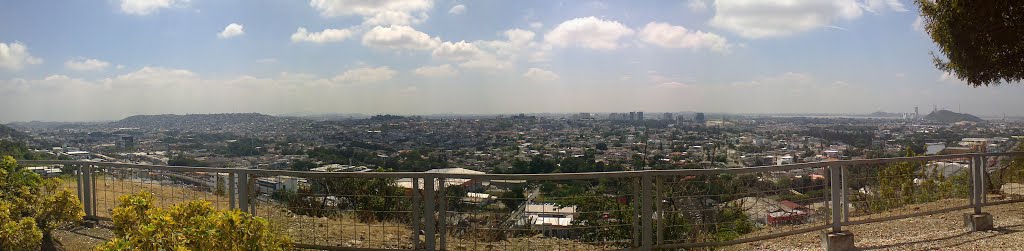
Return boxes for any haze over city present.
[2,0,1023,122]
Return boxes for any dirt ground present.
[727,198,1024,250]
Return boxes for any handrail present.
[18,151,1024,250]
[20,152,1020,180]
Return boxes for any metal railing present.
[22,151,1024,250]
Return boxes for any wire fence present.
[21,151,1024,250]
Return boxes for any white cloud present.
[639,22,731,52]
[432,41,483,61]
[217,23,245,39]
[413,64,458,77]
[309,0,433,26]
[458,55,512,71]
[362,25,440,50]
[291,27,354,43]
[0,42,42,71]
[862,0,907,13]
[448,4,466,15]
[912,15,925,32]
[65,58,111,71]
[119,0,186,15]
[544,16,634,50]
[710,0,905,39]
[505,29,536,46]
[332,66,396,83]
[656,81,693,89]
[529,22,543,30]
[687,0,708,12]
[452,28,543,70]
[523,68,559,81]
[363,11,429,26]
[938,71,961,83]
[106,66,197,87]
[730,72,815,88]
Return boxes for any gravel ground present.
[56,179,1024,250]
[726,198,1024,250]
[51,221,116,251]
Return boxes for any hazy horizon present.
[3,0,1024,122]
[4,109,1014,124]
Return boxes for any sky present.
[1,0,1023,122]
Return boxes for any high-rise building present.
[915,106,919,120]
[662,112,673,121]
[637,111,644,121]
[118,135,135,149]
[629,112,636,121]
[695,112,706,124]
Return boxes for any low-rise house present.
[25,165,62,178]
[521,203,577,237]
[256,176,300,194]
[766,200,810,225]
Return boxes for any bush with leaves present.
[272,172,410,223]
[97,191,291,251]
[0,156,84,250]
[861,149,971,213]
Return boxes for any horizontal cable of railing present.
[20,152,1017,180]
[16,151,1024,250]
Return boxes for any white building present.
[256,176,300,194]
[394,168,485,190]
[521,203,577,237]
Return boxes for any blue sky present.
[1,0,1022,122]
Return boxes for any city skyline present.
[2,0,1024,122]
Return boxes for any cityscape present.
[2,0,1024,250]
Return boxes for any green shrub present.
[98,192,291,251]
[0,156,84,250]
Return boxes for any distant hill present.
[0,124,30,141]
[924,110,984,123]
[108,113,308,130]
[6,121,98,130]
[867,111,901,117]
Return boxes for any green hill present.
[0,124,40,159]
[924,110,984,123]
[0,124,31,141]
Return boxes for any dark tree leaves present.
[916,0,1024,86]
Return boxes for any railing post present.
[632,176,641,248]
[842,166,850,222]
[238,172,249,213]
[641,173,653,250]
[972,154,986,214]
[438,177,447,251]
[75,165,84,214]
[970,155,981,214]
[228,173,236,210]
[980,154,988,205]
[411,177,421,249]
[423,177,436,251]
[822,165,855,250]
[249,175,257,214]
[964,154,994,231]
[82,165,94,219]
[655,176,664,246]
[829,165,842,233]
[91,165,98,217]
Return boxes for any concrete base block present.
[964,213,993,231]
[821,231,855,251]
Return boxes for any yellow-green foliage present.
[866,149,971,212]
[0,201,43,251]
[0,156,84,250]
[98,192,291,251]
